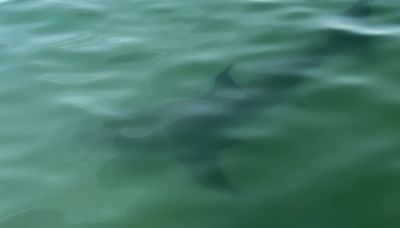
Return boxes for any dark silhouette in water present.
[100,0,376,191]
[345,0,372,18]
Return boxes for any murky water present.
[1,0,399,227]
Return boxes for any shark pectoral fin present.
[196,163,237,192]
[176,152,237,192]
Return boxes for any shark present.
[100,0,376,191]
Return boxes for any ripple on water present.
[0,0,399,226]
[320,17,400,36]
[108,51,160,64]
[38,72,112,84]
[0,0,11,4]
[57,92,126,116]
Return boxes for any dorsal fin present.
[213,64,238,89]
[344,0,372,18]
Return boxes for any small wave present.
[39,72,111,85]
[0,0,11,4]
[57,93,123,116]
[320,17,400,36]
[109,52,159,64]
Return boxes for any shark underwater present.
[100,0,376,191]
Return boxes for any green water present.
[1,0,400,227]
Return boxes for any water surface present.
[0,0,399,227]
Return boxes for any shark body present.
[101,0,375,191]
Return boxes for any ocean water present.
[1,0,400,227]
